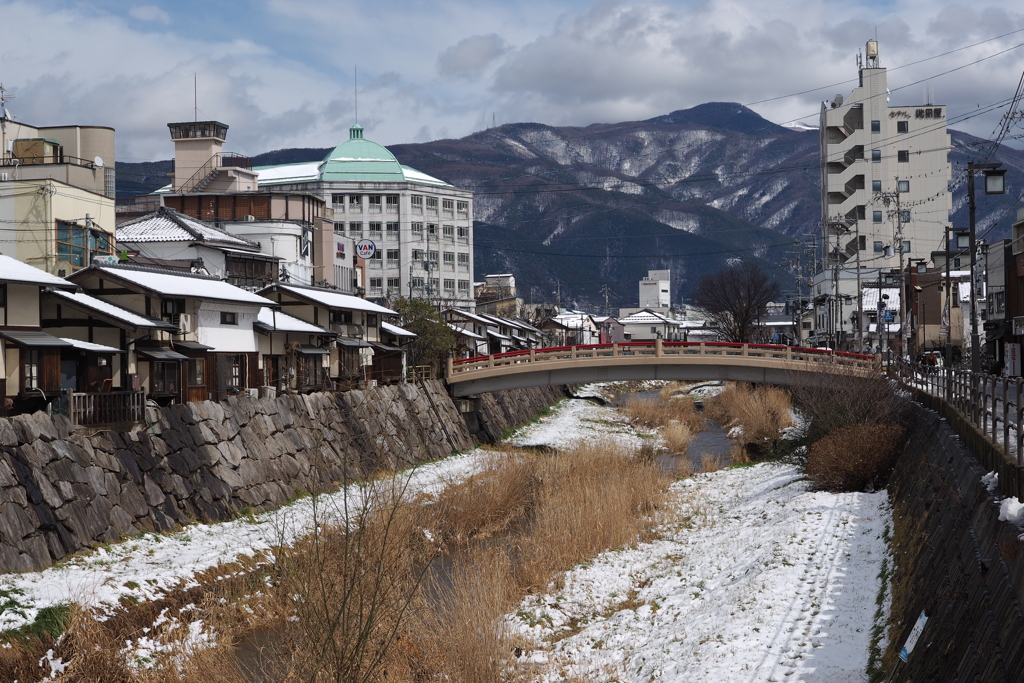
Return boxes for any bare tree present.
[692,262,781,343]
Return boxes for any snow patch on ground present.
[511,462,891,682]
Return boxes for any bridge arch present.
[446,341,877,397]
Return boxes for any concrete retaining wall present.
[884,403,1024,682]
[0,382,561,574]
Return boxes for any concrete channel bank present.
[883,403,1024,682]
[0,381,567,574]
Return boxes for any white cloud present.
[128,4,170,24]
[1,0,1021,163]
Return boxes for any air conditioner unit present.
[244,387,259,399]
[177,312,193,333]
[245,215,255,222]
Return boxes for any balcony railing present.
[1,154,103,169]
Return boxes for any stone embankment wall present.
[0,381,561,574]
[884,403,1024,682]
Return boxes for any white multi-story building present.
[815,39,952,349]
[639,269,671,308]
[255,125,475,309]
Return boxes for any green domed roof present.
[318,125,407,182]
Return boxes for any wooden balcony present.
[67,389,146,427]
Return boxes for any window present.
[872,180,882,193]
[858,235,866,250]
[412,249,424,261]
[349,196,362,210]
[24,349,40,391]
[898,180,910,193]
[369,277,383,292]
[368,195,382,213]
[444,278,455,291]
[651,327,658,334]
[349,222,363,234]
[220,311,237,325]
[458,279,469,293]
[429,278,439,292]
[411,195,423,212]
[56,221,113,270]
[0,284,6,307]
[228,355,243,388]
[105,167,116,199]
[412,276,424,288]
[369,222,382,234]
[332,194,345,208]
[386,222,399,237]
[188,359,205,386]
[387,277,400,290]
[898,150,910,162]
[457,225,469,240]
[900,210,911,223]
[412,222,424,235]
[162,298,186,317]
[457,252,469,269]
[330,309,353,325]
[873,210,883,223]
[443,251,455,266]
[427,223,437,236]
[386,248,400,264]
[426,197,438,212]
[427,250,438,263]
[367,313,378,326]
[457,200,468,215]
[151,361,178,394]
[334,222,345,235]
[897,120,909,133]
[871,149,881,162]
[442,198,454,216]
[871,120,880,133]
[873,240,884,253]
[443,224,454,238]
[370,250,382,262]
[385,195,399,212]
[902,240,911,254]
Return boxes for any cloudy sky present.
[2,0,1022,162]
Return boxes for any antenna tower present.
[0,83,15,164]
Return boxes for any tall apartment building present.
[639,269,671,308]
[255,125,475,310]
[814,39,952,348]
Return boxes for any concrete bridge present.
[446,341,878,397]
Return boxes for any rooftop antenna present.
[492,112,496,128]
[354,65,358,125]
[0,83,15,163]
[194,72,197,122]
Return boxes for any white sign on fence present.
[1007,343,1021,377]
[898,611,928,663]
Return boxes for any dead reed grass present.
[805,422,906,492]
[704,383,793,456]
[661,422,693,454]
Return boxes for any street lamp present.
[968,161,1005,373]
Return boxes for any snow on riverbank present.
[0,395,631,632]
[512,462,890,682]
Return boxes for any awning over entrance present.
[136,347,189,361]
[298,345,330,355]
[174,341,214,351]
[336,338,372,348]
[0,331,73,347]
[371,343,403,353]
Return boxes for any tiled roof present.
[88,266,271,305]
[116,207,259,249]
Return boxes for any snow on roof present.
[116,208,257,248]
[269,284,397,315]
[254,162,320,184]
[381,321,416,338]
[60,338,122,353]
[94,267,270,306]
[48,290,174,330]
[619,310,678,325]
[861,288,901,310]
[448,322,485,340]
[446,309,493,326]
[0,255,76,289]
[400,165,452,186]
[256,307,331,334]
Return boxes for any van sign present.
[355,240,376,259]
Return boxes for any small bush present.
[661,422,692,454]
[805,422,906,492]
[623,394,704,433]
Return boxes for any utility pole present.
[554,279,562,312]
[600,284,611,316]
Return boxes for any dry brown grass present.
[704,383,793,456]
[805,422,906,492]
[661,422,693,454]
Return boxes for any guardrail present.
[450,341,877,377]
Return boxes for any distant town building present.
[0,106,116,275]
[639,269,671,308]
[253,125,475,309]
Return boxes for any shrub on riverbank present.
[805,422,906,492]
[789,368,907,443]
